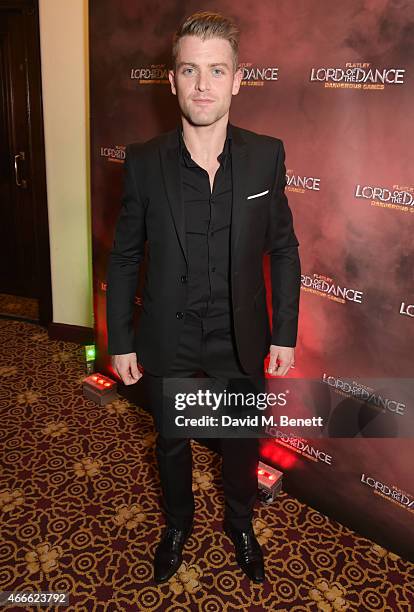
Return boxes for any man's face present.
[169,35,242,126]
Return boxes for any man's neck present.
[181,115,229,167]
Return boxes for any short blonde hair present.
[172,11,240,71]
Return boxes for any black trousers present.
[143,313,264,530]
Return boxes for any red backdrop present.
[89,0,414,560]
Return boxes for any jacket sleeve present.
[106,144,146,355]
[265,139,301,347]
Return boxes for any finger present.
[267,353,279,375]
[125,373,139,385]
[274,361,293,376]
[114,366,123,382]
[120,370,131,385]
[117,366,134,385]
[127,365,144,385]
[130,361,141,381]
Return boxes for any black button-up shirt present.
[178,125,233,324]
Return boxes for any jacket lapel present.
[158,123,249,268]
[229,123,249,262]
[159,128,188,264]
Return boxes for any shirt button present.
[210,231,214,237]
[176,312,184,319]
[180,275,187,283]
[211,267,216,272]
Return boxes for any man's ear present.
[168,69,177,95]
[232,67,243,96]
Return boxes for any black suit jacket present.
[106,123,301,376]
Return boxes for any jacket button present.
[176,311,184,319]
[180,275,187,283]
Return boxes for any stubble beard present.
[180,98,229,128]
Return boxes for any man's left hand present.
[267,345,295,376]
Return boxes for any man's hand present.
[267,345,295,376]
[111,352,143,385]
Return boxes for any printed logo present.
[322,373,405,416]
[240,62,279,87]
[286,170,321,193]
[301,273,363,305]
[265,430,333,465]
[130,64,169,85]
[354,183,414,213]
[361,474,414,512]
[310,62,405,90]
[399,302,414,317]
[100,145,125,163]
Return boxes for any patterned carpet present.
[1,318,413,611]
[0,293,39,322]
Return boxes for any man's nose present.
[196,70,210,91]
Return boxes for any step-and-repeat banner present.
[90,0,414,560]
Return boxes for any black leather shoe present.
[223,521,265,583]
[153,523,193,583]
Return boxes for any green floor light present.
[85,345,96,362]
[85,345,96,374]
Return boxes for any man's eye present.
[213,68,224,75]
[183,67,194,75]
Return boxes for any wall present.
[38,0,92,327]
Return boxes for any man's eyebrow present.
[176,61,230,69]
[176,62,197,69]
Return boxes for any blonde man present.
[107,11,300,584]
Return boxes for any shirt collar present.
[178,123,232,168]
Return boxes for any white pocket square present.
[247,189,269,200]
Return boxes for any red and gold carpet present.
[1,318,413,611]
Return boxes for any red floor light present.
[82,373,117,406]
[257,461,283,504]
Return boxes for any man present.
[106,12,301,585]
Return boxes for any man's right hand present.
[111,352,143,385]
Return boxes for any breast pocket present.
[244,189,269,229]
[246,188,271,209]
[247,188,270,200]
